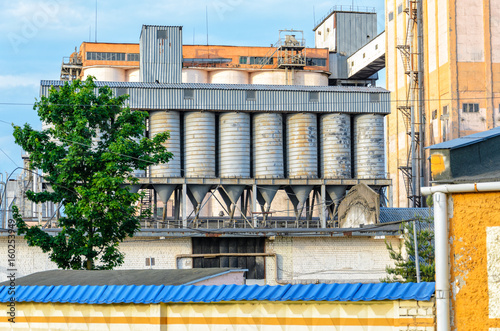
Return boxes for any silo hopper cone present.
[187,184,211,218]
[153,184,176,220]
[120,184,142,194]
[218,185,246,219]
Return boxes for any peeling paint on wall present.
[487,227,500,319]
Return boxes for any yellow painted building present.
[386,0,500,207]
[0,298,435,330]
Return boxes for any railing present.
[315,6,376,27]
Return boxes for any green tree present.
[12,77,172,270]
[383,215,435,282]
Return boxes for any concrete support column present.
[252,184,257,228]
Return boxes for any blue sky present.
[0,0,385,178]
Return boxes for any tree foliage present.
[383,215,435,282]
[12,77,172,270]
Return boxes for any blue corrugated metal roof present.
[40,80,389,93]
[0,282,435,304]
[427,126,500,150]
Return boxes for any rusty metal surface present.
[287,113,318,178]
[320,113,351,178]
[353,114,385,179]
[139,25,182,84]
[219,112,250,178]
[184,111,216,178]
[253,113,284,179]
[150,110,181,177]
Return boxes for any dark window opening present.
[184,89,194,99]
[192,238,265,279]
[246,90,256,101]
[127,53,140,61]
[388,12,394,21]
[463,103,479,113]
[309,91,319,102]
[306,58,327,66]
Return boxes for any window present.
[306,58,327,66]
[443,105,448,115]
[86,52,126,61]
[157,30,168,39]
[370,94,380,102]
[246,90,256,101]
[388,12,394,21]
[184,89,194,99]
[239,57,274,65]
[127,53,140,61]
[398,4,403,14]
[145,257,155,266]
[309,92,319,102]
[432,109,437,119]
[115,88,128,97]
[463,103,479,113]
[375,44,378,50]
[192,238,265,279]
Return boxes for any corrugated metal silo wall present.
[140,25,182,84]
[335,12,377,57]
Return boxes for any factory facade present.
[385,0,500,207]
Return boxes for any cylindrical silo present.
[321,113,351,178]
[83,67,125,82]
[184,111,216,178]
[353,114,385,179]
[182,69,208,83]
[294,71,329,86]
[219,112,250,178]
[209,70,249,84]
[126,69,140,82]
[150,110,181,177]
[287,113,318,178]
[253,113,284,178]
[250,71,287,85]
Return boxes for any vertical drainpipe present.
[434,191,450,331]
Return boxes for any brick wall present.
[0,234,399,284]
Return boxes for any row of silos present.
[183,69,329,86]
[149,111,385,180]
[83,67,328,86]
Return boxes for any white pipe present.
[433,192,450,331]
[421,181,500,330]
[421,182,500,195]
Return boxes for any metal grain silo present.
[320,113,351,178]
[184,111,216,178]
[149,110,181,178]
[353,114,385,179]
[286,113,318,178]
[219,112,251,178]
[253,113,284,179]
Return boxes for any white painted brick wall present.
[0,234,400,285]
[265,236,400,284]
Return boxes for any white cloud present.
[0,74,41,89]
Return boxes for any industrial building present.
[385,0,500,207]
[0,11,422,284]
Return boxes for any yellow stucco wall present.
[449,192,500,330]
[0,300,435,330]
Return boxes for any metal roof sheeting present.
[379,207,432,223]
[427,126,500,150]
[39,81,390,114]
[0,282,435,304]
